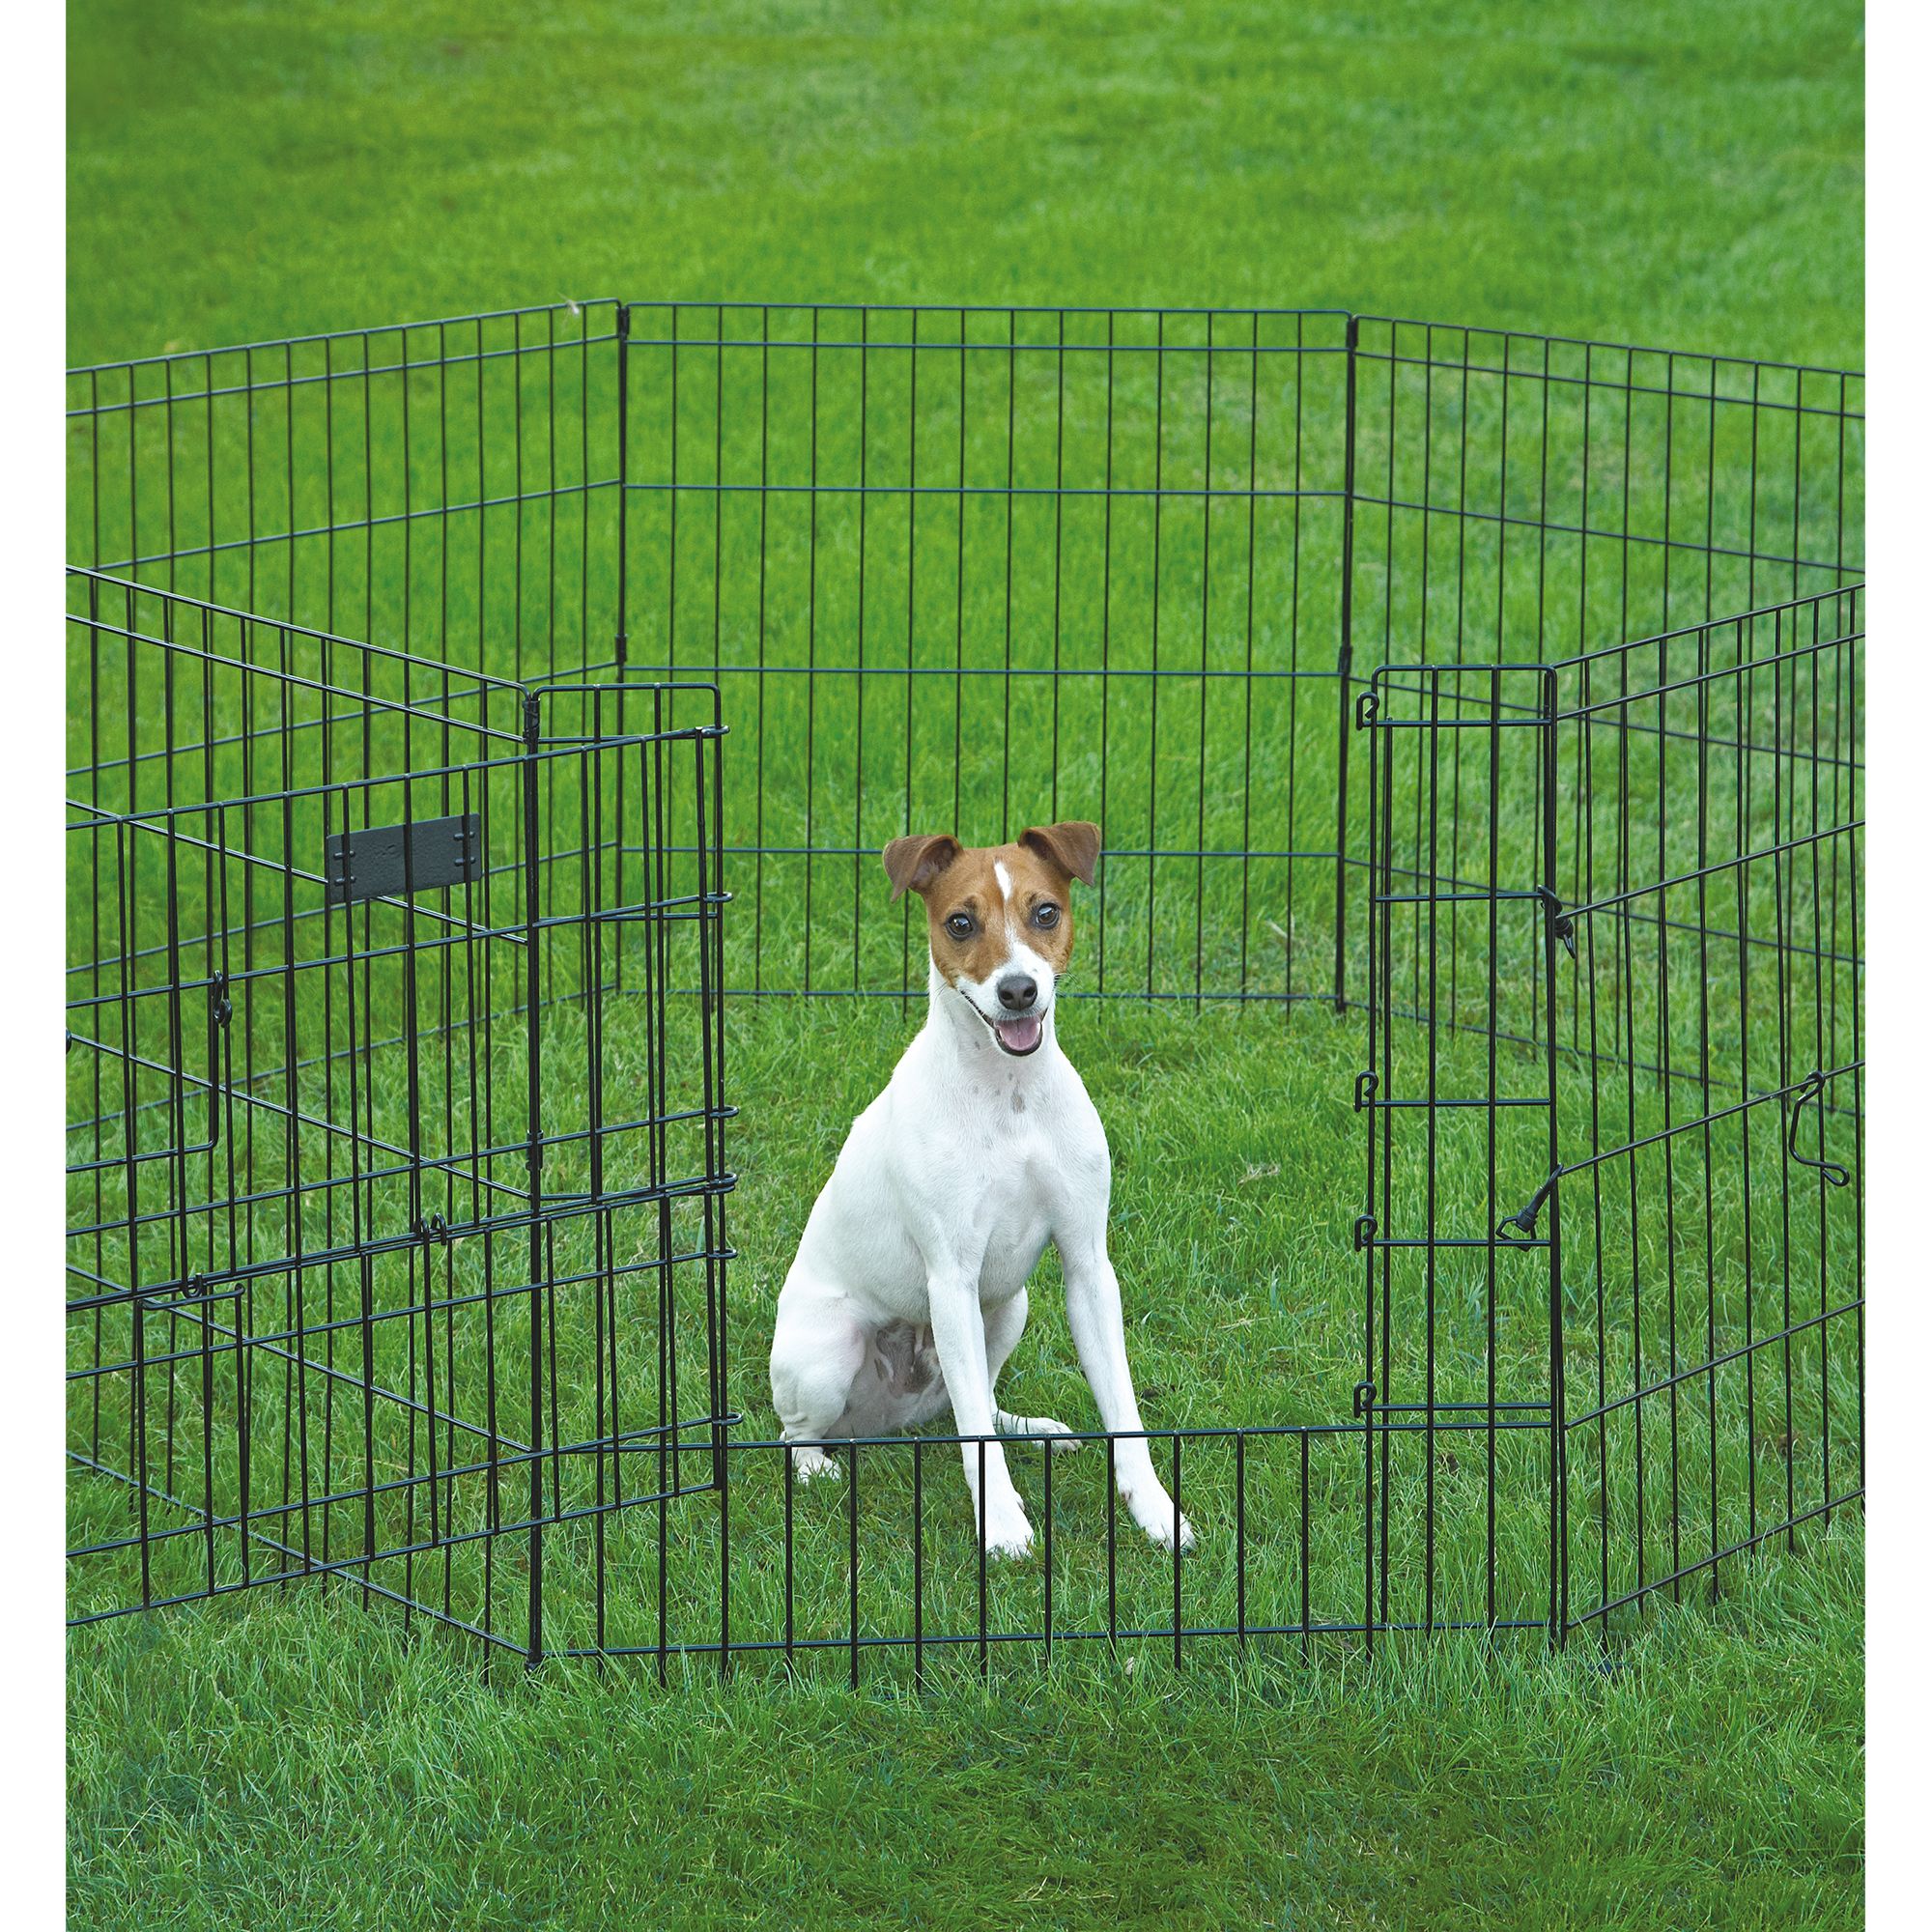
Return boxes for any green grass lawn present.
[68,2,1863,1925]
[69,990,1864,1925]
[71,1527,1862,1930]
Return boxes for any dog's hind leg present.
[769,1279,867,1484]
[983,1288,1081,1455]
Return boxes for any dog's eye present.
[945,913,974,940]
[1033,903,1060,929]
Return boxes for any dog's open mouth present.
[991,1012,1043,1055]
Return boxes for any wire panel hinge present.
[1498,1170,1561,1242]
[1787,1068,1852,1188]
[1533,887,1577,959]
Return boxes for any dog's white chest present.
[974,1166,1057,1301]
[898,1074,1052,1298]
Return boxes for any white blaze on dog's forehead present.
[993,860,1012,905]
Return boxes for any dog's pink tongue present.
[996,1013,1042,1053]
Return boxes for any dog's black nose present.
[997,974,1038,1012]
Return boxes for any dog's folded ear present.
[882,833,962,900]
[1021,820,1100,888]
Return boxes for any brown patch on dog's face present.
[918,844,1076,982]
[882,824,1097,1052]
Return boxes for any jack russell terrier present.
[768,821,1193,1559]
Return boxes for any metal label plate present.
[324,812,483,906]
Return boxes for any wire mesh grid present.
[66,299,1862,1681]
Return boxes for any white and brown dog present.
[768,821,1192,1559]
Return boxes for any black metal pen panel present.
[1543,588,1863,1634]
[1357,661,1568,1639]
[67,302,625,686]
[1356,590,1863,1646]
[66,574,732,1662]
[616,302,1353,1005]
[1346,320,1863,669]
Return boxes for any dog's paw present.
[979,1497,1036,1561]
[789,1445,842,1487]
[998,1409,1083,1454]
[1129,1492,1197,1554]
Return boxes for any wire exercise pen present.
[66,300,1862,1682]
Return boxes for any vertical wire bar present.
[652,697,675,1673]
[1774,612,1796,1551]
[978,1436,989,1682]
[1106,1434,1118,1648]
[853,311,868,990]
[1696,610,1719,1599]
[713,695,731,1456]
[1195,316,1214,1009]
[162,355,178,593]
[1446,336,1469,1025]
[1849,629,1864,1504]
[1332,316,1359,1007]
[1573,353,1608,1624]
[1001,309,1016,841]
[1146,312,1164,999]
[804,313,820,993]
[1658,611,1683,1602]
[756,308,771,993]
[1170,1434,1182,1668]
[1810,601,1832,1526]
[521,697,546,1669]
[161,640,184,1513]
[667,304,680,669]
[584,735,609,1654]
[1299,1430,1311,1657]
[1041,1435,1054,1672]
[614,303,630,666]
[694,722,724,1491]
[1661,353,1675,633]
[848,1439,860,1690]
[1790,368,1804,602]
[1235,1428,1247,1651]
[1238,314,1261,999]
[901,310,919,1009]
[912,1435,924,1691]
[1368,658,1391,1652]
[1541,667,1569,1646]
[1617,497,1643,1610]
[1098,315,1115,993]
[783,1445,795,1673]
[1738,625,1759,1549]
[1485,664,1501,1626]
[1050,311,1065,831]
[718,1430,731,1682]
[952,311,967,858]
[1423,666,1440,1634]
[1285,313,1305,1007]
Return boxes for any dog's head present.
[881,821,1100,1058]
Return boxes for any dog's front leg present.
[1060,1239,1195,1552]
[927,1278,1035,1559]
